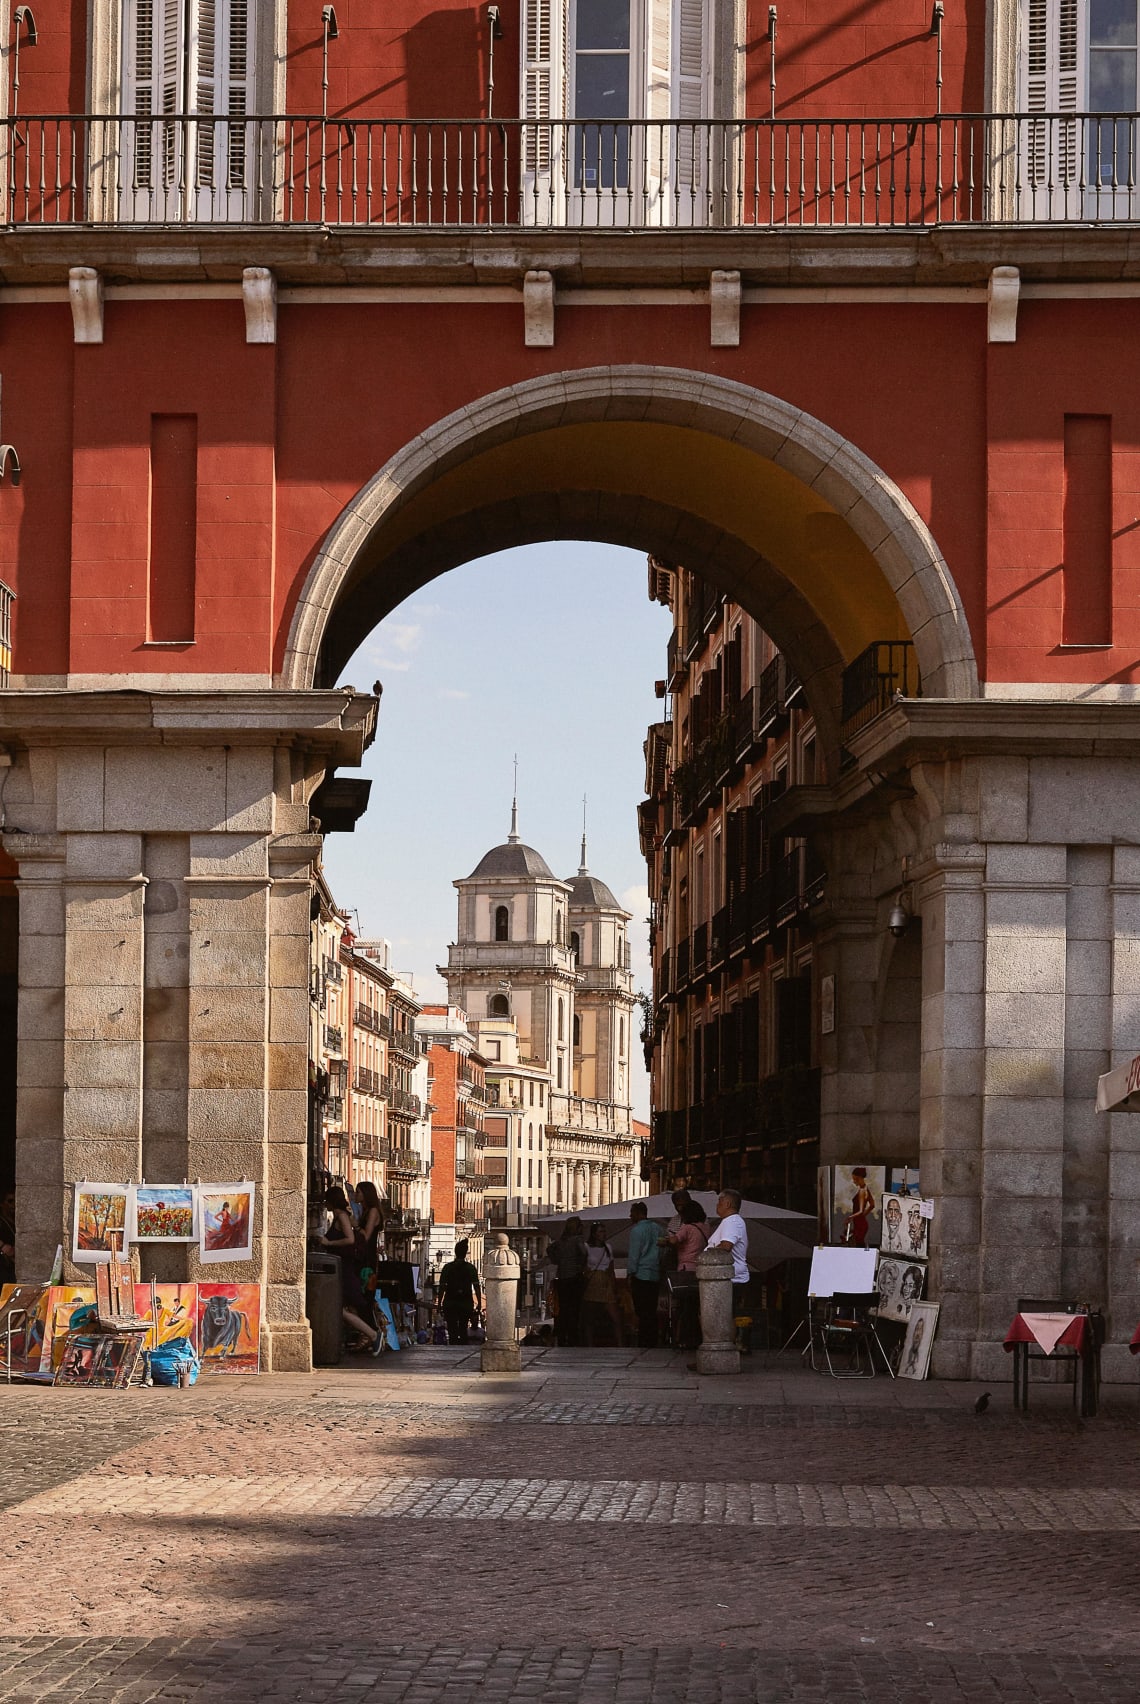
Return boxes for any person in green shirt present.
[626,1201,662,1348]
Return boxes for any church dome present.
[467,841,555,881]
[565,871,621,911]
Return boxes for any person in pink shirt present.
[667,1199,710,1272]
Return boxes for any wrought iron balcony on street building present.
[6,112,1140,230]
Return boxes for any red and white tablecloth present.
[1003,1312,1089,1356]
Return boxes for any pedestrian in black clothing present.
[437,1240,482,1344]
[547,1215,589,1346]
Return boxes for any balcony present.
[388,1027,420,1064]
[8,113,1140,233]
[355,1002,390,1037]
[389,1087,423,1119]
[323,1024,344,1056]
[841,641,920,742]
[388,1146,423,1176]
[691,921,708,983]
[353,1066,381,1096]
[709,906,728,971]
[772,845,827,929]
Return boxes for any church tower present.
[566,831,635,1126]
[443,800,578,1095]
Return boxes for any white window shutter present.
[125,0,184,186]
[676,0,706,188]
[1021,0,1083,189]
[522,0,561,172]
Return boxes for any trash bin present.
[306,1252,343,1366]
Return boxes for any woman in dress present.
[844,1167,876,1246]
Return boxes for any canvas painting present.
[199,1185,255,1263]
[831,1165,886,1248]
[0,1283,46,1375]
[134,1283,198,1352]
[880,1194,909,1256]
[55,1329,145,1389]
[33,1286,98,1374]
[130,1185,197,1243]
[902,1199,931,1261]
[72,1184,129,1263]
[195,1282,260,1375]
[889,1167,921,1198]
[899,1301,939,1380]
[815,1166,831,1244]
[875,1256,925,1322]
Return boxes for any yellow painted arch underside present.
[373,421,909,661]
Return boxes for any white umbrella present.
[1096,1052,1140,1112]
[537,1189,814,1266]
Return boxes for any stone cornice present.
[4,225,1140,290]
[0,688,377,761]
[851,698,1140,771]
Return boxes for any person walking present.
[436,1239,482,1344]
[314,1186,386,1355]
[626,1201,662,1349]
[547,1216,589,1346]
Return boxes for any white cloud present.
[439,688,471,701]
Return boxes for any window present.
[538,1158,543,1187]
[122,0,257,220]
[495,905,509,941]
[573,0,632,190]
[573,1013,581,1048]
[557,1057,563,1087]
[619,1016,625,1056]
[539,1083,544,1106]
[570,930,581,959]
[490,993,510,1018]
[556,911,564,944]
[557,999,565,1041]
[1021,0,1140,205]
[528,1158,534,1188]
[529,1080,535,1106]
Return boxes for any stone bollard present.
[481,1232,521,1375]
[696,1243,741,1375]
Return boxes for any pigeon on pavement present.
[974,1391,991,1414]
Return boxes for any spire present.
[578,793,588,875]
[508,753,520,843]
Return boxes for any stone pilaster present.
[914,843,986,1379]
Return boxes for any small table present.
[1003,1311,1099,1418]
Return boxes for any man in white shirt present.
[706,1187,750,1312]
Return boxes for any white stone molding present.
[986,0,1019,112]
[283,366,981,705]
[523,270,555,347]
[709,270,741,347]
[68,268,104,344]
[987,266,1020,343]
[242,267,277,344]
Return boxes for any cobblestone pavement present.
[0,1354,1138,1701]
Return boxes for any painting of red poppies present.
[129,1185,197,1243]
[199,1184,255,1263]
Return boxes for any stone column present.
[695,1243,739,1375]
[2,689,375,1374]
[914,842,986,1379]
[481,1232,521,1373]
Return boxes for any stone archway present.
[280,366,980,725]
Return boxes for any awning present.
[1095,1053,1140,1113]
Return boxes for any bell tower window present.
[495,905,509,942]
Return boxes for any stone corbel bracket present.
[710,269,741,347]
[68,267,104,344]
[243,266,277,344]
[987,265,1020,344]
[523,269,554,347]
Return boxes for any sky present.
[322,541,675,1122]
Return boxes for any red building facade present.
[0,0,1137,1374]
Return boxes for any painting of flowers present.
[130,1185,197,1243]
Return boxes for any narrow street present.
[1,1354,1136,1702]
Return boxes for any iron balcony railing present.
[10,112,1140,229]
[840,641,920,740]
